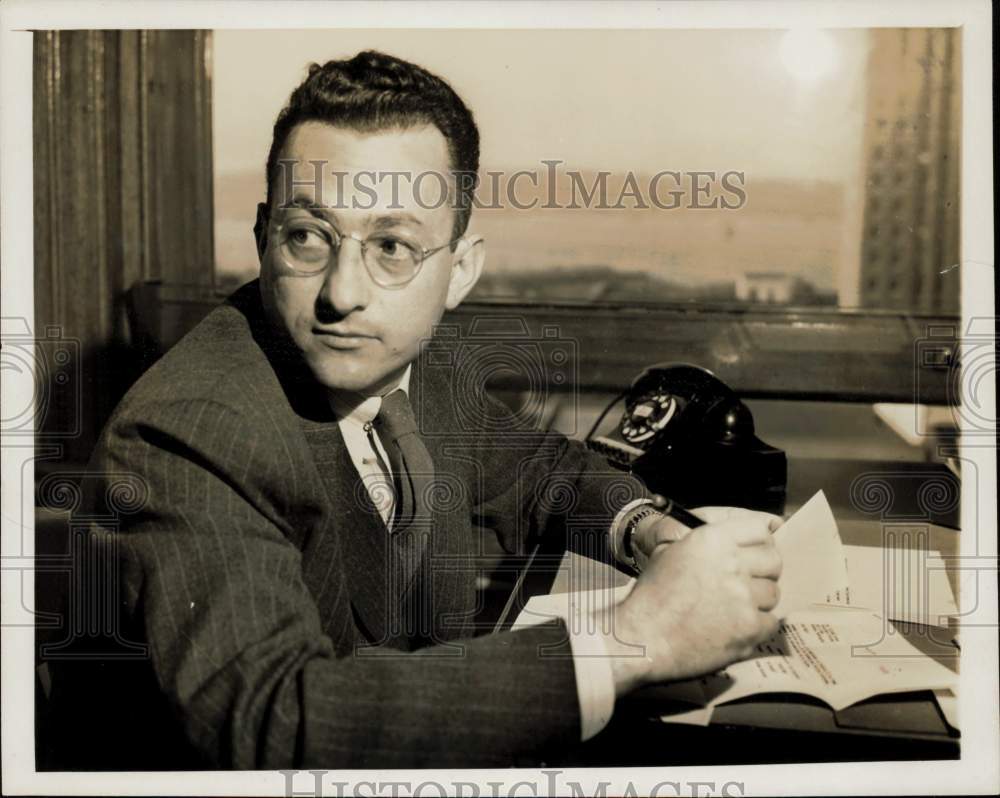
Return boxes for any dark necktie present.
[372,389,435,531]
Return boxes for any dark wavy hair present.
[265,50,480,241]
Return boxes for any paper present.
[700,609,957,711]
[627,681,714,726]
[659,704,715,726]
[771,491,850,618]
[822,544,959,626]
[510,490,959,725]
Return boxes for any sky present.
[212,28,869,182]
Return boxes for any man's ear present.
[445,236,486,310]
[253,202,269,262]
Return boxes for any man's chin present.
[303,350,402,396]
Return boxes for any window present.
[213,28,960,315]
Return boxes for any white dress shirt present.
[328,365,624,741]
[327,371,410,530]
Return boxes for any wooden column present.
[33,30,214,465]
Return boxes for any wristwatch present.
[621,505,663,573]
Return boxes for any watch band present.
[622,505,663,573]
[610,498,653,564]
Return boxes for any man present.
[51,51,781,769]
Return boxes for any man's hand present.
[598,508,783,696]
[631,505,783,571]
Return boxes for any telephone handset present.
[588,363,786,514]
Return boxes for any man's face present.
[257,122,483,396]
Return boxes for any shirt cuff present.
[567,623,616,741]
[609,497,655,567]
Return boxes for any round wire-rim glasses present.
[270,212,458,289]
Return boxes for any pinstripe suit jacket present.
[50,281,649,769]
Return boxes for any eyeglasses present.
[270,212,457,289]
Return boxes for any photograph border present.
[2,1,995,795]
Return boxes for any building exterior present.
[736,271,796,304]
[857,28,961,313]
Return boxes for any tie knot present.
[375,389,418,441]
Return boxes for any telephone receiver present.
[620,362,755,451]
[588,363,787,514]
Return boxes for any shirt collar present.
[327,365,412,426]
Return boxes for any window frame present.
[134,282,959,405]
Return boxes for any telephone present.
[588,363,787,514]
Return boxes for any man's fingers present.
[750,577,780,611]
[741,543,782,579]
[650,516,693,546]
[756,610,781,640]
[690,506,736,525]
[708,517,773,547]
[692,506,785,532]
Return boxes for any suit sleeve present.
[467,392,652,560]
[83,394,582,769]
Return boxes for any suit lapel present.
[399,360,477,642]
[394,360,435,604]
[299,415,399,647]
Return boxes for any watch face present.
[621,392,678,444]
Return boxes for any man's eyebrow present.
[283,197,426,230]
[287,195,325,212]
[371,213,424,230]
[283,196,339,225]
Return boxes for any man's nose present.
[318,236,371,317]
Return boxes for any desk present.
[528,457,961,765]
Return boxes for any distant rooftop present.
[743,271,791,279]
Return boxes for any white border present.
[0,0,990,31]
[1,20,41,797]
[1,1,995,795]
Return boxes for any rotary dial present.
[620,392,678,444]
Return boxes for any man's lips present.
[312,327,377,349]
